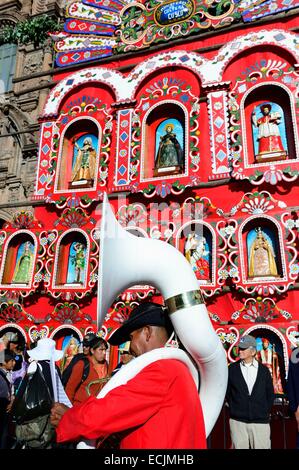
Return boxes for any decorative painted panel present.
[50,1,298,67]
[114,108,133,187]
[206,89,231,177]
[0,212,44,297]
[43,208,99,300]
[228,60,299,185]
[110,74,202,197]
[35,96,113,208]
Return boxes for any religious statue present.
[12,241,34,284]
[71,136,97,184]
[185,233,210,281]
[248,227,278,278]
[155,123,184,170]
[252,103,287,162]
[60,336,80,373]
[70,242,86,284]
[256,338,284,395]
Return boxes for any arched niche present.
[143,103,186,179]
[57,83,116,115]
[222,44,296,84]
[244,327,287,395]
[242,219,283,281]
[54,231,88,287]
[1,233,36,286]
[177,222,213,284]
[56,118,100,192]
[243,85,295,165]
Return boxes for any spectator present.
[0,332,19,354]
[65,337,109,404]
[226,334,275,449]
[286,336,299,449]
[82,332,97,356]
[111,341,133,376]
[12,340,28,393]
[0,349,16,448]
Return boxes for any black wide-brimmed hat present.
[108,302,173,346]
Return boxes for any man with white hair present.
[226,334,274,449]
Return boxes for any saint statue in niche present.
[252,103,287,163]
[12,241,34,284]
[185,233,210,281]
[155,123,184,173]
[248,227,278,278]
[59,336,80,373]
[71,136,97,186]
[256,338,284,395]
[68,242,86,284]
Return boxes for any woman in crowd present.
[65,337,109,405]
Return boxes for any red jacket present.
[56,358,206,449]
[65,356,108,405]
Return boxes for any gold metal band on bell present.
[166,290,205,314]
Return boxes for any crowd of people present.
[0,302,299,449]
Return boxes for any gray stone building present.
[0,0,64,225]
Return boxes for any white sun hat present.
[27,338,63,361]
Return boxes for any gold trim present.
[85,377,110,396]
[166,289,205,314]
[204,3,235,21]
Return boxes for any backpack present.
[12,363,55,448]
[15,414,55,449]
[61,354,90,392]
[12,363,53,424]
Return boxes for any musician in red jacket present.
[50,302,206,449]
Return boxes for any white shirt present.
[240,358,259,395]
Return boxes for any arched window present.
[251,102,287,163]
[143,103,186,179]
[1,234,35,286]
[154,118,184,176]
[56,119,99,191]
[245,223,282,280]
[0,43,17,93]
[55,232,88,286]
[244,85,295,164]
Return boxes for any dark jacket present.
[226,360,274,423]
[286,348,299,413]
[0,368,11,415]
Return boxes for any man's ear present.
[144,325,152,341]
